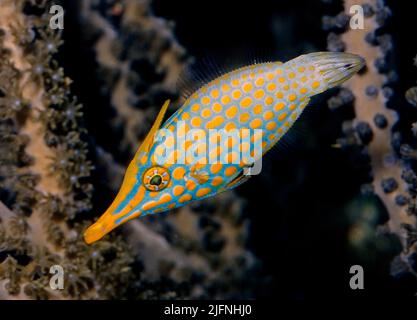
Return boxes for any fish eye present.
[142,166,170,191]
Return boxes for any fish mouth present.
[84,208,143,244]
[84,216,115,244]
[308,52,365,88]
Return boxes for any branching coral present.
[0,0,263,300]
[0,0,136,299]
[78,0,189,158]
[323,0,417,278]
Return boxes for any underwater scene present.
[0,0,417,304]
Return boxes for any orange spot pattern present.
[128,58,320,219]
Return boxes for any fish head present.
[84,100,184,244]
[83,162,183,245]
[84,100,214,244]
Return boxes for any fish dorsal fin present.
[177,56,226,103]
[134,99,170,161]
[178,52,277,103]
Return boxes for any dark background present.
[61,0,417,300]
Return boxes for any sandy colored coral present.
[325,0,417,277]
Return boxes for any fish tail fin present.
[305,51,365,88]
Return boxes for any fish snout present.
[84,212,117,244]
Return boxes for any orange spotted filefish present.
[84,52,364,244]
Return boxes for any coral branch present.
[324,0,417,277]
[341,0,414,242]
[0,0,135,299]
[79,0,189,156]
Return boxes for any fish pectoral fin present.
[135,99,171,157]
[188,164,211,184]
[190,171,210,184]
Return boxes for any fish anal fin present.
[226,170,251,190]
